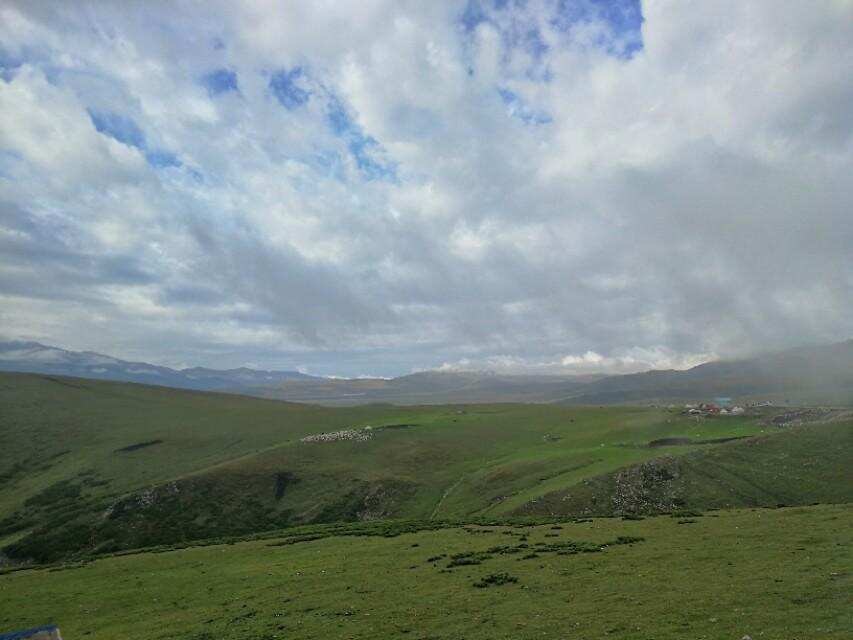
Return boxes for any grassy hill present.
[0,372,431,513]
[0,504,849,639]
[2,372,851,565]
[515,420,853,517]
[0,371,786,562]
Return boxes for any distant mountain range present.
[250,340,853,406]
[247,370,600,405]
[2,339,851,405]
[0,341,315,391]
[554,340,853,406]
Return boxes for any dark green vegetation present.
[1,372,851,565]
[0,505,849,639]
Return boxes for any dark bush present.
[473,572,518,588]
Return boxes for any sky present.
[0,1,852,378]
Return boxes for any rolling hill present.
[1,372,850,565]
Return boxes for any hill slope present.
[515,419,853,517]
[2,372,851,564]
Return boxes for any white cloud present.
[0,0,851,376]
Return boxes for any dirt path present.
[430,474,468,520]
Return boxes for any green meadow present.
[1,504,850,639]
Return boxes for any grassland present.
[1,371,851,638]
[1,372,797,562]
[517,420,853,517]
[0,504,850,639]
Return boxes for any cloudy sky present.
[1,1,851,377]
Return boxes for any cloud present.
[0,0,851,376]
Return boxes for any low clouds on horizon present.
[1,1,852,377]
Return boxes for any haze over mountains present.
[0,341,314,392]
[2,339,851,406]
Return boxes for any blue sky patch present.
[88,108,182,170]
[201,68,238,96]
[145,150,182,169]
[462,0,644,63]
[498,88,552,124]
[326,98,351,136]
[269,67,310,109]
[0,49,23,82]
[87,109,146,148]
[460,0,490,32]
[348,136,395,181]
[325,97,396,182]
[553,0,644,58]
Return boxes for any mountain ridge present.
[1,338,851,405]
[0,341,316,391]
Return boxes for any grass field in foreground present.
[0,504,850,640]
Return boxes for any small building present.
[714,397,733,407]
[0,627,62,640]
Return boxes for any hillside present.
[2,372,851,565]
[515,419,853,517]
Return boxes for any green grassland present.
[1,372,803,562]
[1,371,852,638]
[516,420,853,517]
[0,504,850,639]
